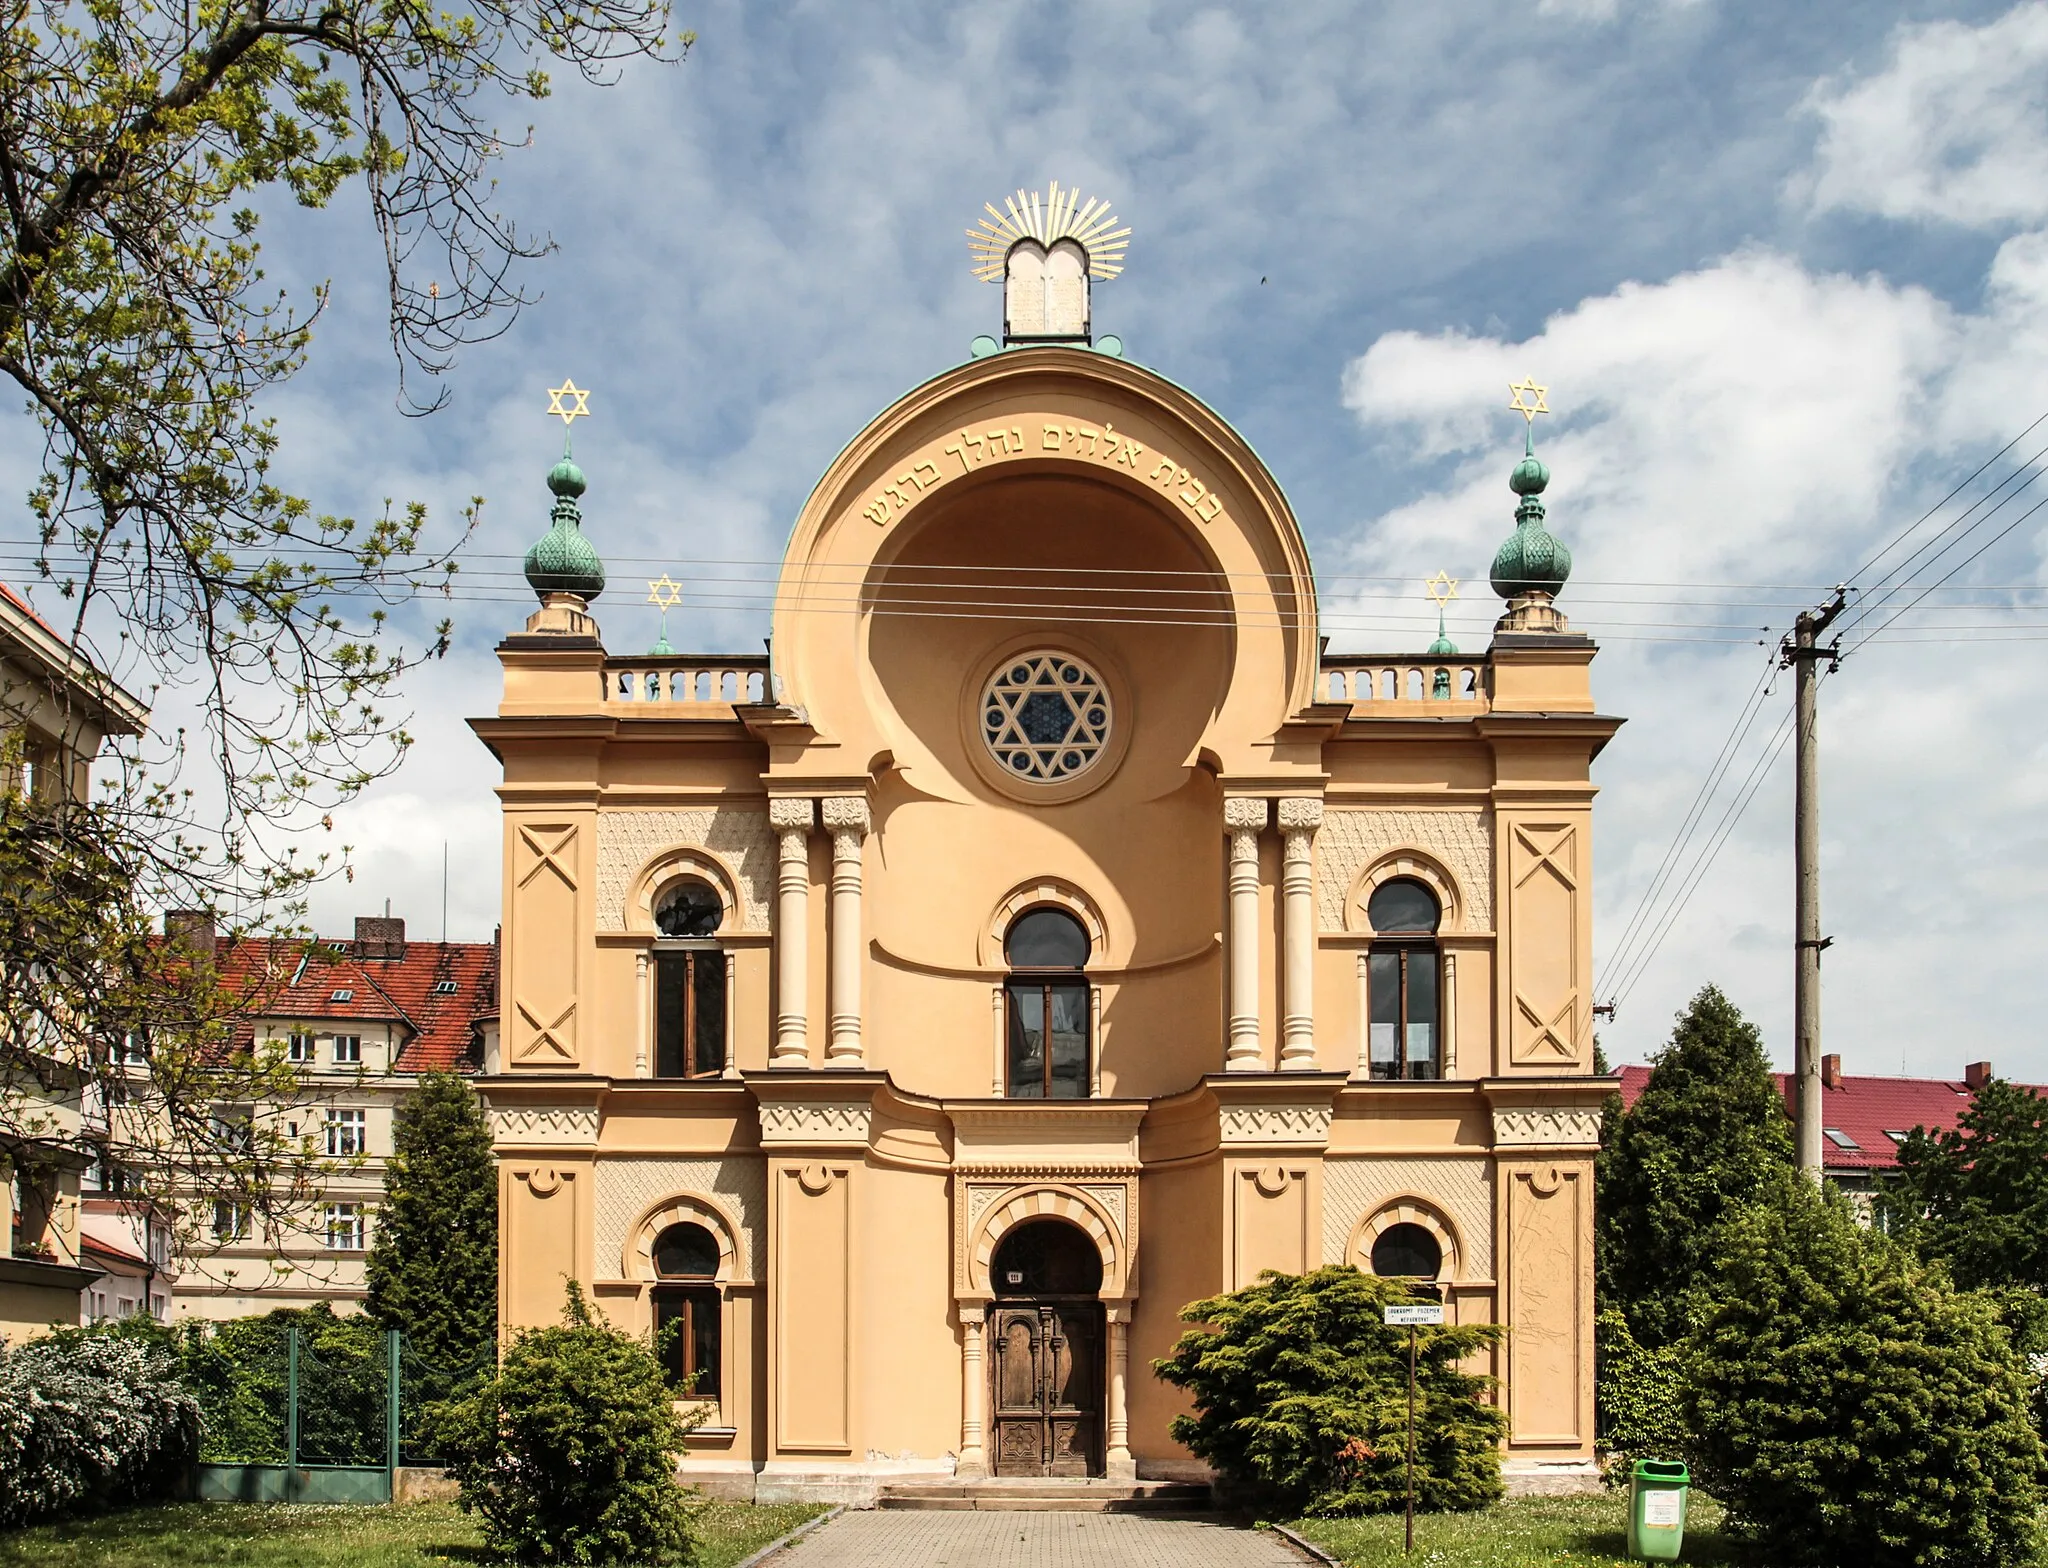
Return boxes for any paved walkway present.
[768,1510,1311,1568]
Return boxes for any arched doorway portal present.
[988,1218,1104,1477]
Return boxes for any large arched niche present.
[866,469,1229,806]
[771,348,1319,778]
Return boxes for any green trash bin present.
[1627,1459,1689,1562]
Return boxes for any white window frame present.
[325,1108,367,1158]
[333,1033,362,1064]
[286,1031,315,1064]
[324,1203,366,1251]
[210,1198,250,1242]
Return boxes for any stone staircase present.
[875,1477,1214,1512]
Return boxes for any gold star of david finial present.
[646,575,681,611]
[546,379,591,426]
[1507,375,1550,424]
[1425,570,1460,608]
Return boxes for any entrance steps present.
[876,1478,1213,1513]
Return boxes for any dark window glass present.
[653,1285,721,1397]
[991,1218,1103,1296]
[652,1221,720,1279]
[1369,947,1440,1081]
[654,880,722,938]
[1370,1222,1443,1279]
[1005,908,1089,969]
[1367,878,1440,934]
[655,950,726,1077]
[1007,980,1090,1098]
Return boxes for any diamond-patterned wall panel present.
[593,1156,767,1280]
[594,808,774,932]
[1316,810,1493,932]
[1321,1155,1494,1279]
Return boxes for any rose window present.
[980,653,1113,783]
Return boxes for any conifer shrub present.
[433,1282,701,1565]
[1684,1183,2042,1568]
[1153,1266,1505,1517]
[0,1321,200,1525]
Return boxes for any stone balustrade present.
[606,657,769,707]
[1320,657,1489,710]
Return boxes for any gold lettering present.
[864,502,888,526]
[1149,458,1177,483]
[964,431,985,461]
[1043,426,1061,451]
[1179,478,1207,509]
[945,443,968,475]
[1118,441,1143,468]
[914,461,939,487]
[1196,494,1223,524]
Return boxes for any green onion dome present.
[523,453,606,601]
[1490,435,1571,600]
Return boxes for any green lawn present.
[0,1498,827,1568]
[1291,1492,1736,1566]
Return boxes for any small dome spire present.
[524,441,606,602]
[1428,608,1458,657]
[1489,427,1573,631]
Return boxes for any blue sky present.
[15,0,2048,1077]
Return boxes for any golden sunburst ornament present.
[968,181,1130,282]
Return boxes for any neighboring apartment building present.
[169,913,497,1320]
[0,582,150,1340]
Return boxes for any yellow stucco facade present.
[473,343,1620,1502]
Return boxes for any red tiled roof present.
[81,1234,149,1268]
[0,581,60,638]
[199,933,495,1072]
[1616,1064,2031,1173]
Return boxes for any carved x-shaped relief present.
[1512,824,1576,890]
[516,999,577,1061]
[518,825,578,891]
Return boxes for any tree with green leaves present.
[1596,984,1794,1348]
[1880,1076,2048,1291]
[1684,1181,2042,1568]
[0,0,686,1240]
[1152,1267,1506,1518]
[365,1071,497,1401]
[433,1282,700,1566]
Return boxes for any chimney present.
[164,909,216,952]
[1822,1053,1842,1092]
[355,915,406,961]
[1965,1060,1994,1091]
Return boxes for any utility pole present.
[1782,588,1845,1183]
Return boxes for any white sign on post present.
[1383,1304,1445,1325]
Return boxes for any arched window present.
[1370,1221,1443,1280]
[1004,908,1090,1099]
[653,880,726,1078]
[650,1220,721,1398]
[1367,878,1441,1081]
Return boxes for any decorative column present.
[1278,797,1323,1069]
[1105,1308,1134,1478]
[959,1307,988,1478]
[1442,951,1458,1077]
[769,798,813,1067]
[1354,952,1372,1080]
[722,951,739,1079]
[822,795,871,1063]
[634,950,651,1078]
[990,986,1005,1097]
[1090,985,1104,1096]
[1224,797,1268,1070]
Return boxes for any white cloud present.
[1340,226,2048,1075]
[1802,0,2048,227]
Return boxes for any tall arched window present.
[653,880,726,1078]
[1368,878,1441,1081]
[1005,908,1090,1099]
[650,1220,721,1398]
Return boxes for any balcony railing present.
[1320,656,1490,714]
[606,655,769,710]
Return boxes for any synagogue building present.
[473,188,1620,1501]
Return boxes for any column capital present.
[820,795,871,834]
[1276,796,1324,833]
[768,795,815,831]
[1222,796,1269,832]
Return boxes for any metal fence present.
[189,1322,489,1505]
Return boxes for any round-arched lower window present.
[980,652,1113,784]
[654,880,722,938]
[1369,1221,1444,1280]
[652,1221,720,1280]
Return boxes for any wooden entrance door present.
[990,1301,1103,1476]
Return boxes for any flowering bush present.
[0,1322,201,1525]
